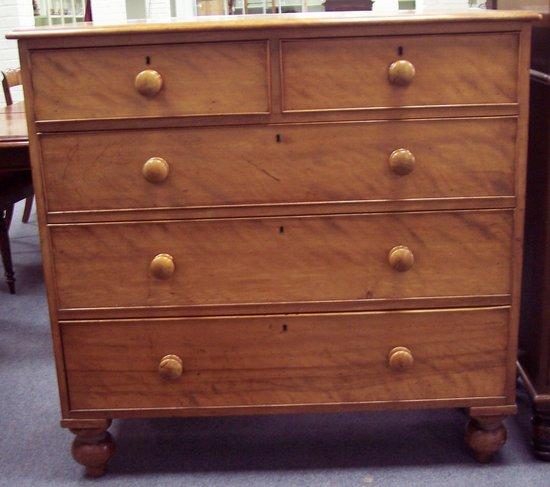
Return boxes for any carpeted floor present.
[1,201,548,486]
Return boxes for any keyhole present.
[145,56,151,65]
[279,226,284,234]
[282,324,288,332]
[276,134,282,143]
[397,46,404,56]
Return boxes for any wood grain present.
[282,34,518,111]
[61,306,509,411]
[30,41,270,121]
[40,117,516,214]
[465,414,508,463]
[10,13,536,461]
[49,210,512,310]
[504,24,534,402]
[34,104,519,134]
[0,101,28,145]
[6,10,542,41]
[46,197,517,225]
[56,295,511,321]
[17,41,72,418]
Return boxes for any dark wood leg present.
[69,420,115,477]
[22,196,33,223]
[465,414,508,463]
[532,406,550,461]
[4,204,14,230]
[0,210,15,294]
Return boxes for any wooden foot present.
[4,205,14,230]
[465,415,507,463]
[69,420,115,477]
[532,407,550,461]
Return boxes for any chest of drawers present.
[9,10,540,476]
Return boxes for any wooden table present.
[0,101,29,173]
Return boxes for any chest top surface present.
[6,9,542,40]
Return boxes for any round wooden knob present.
[388,346,414,371]
[388,245,415,272]
[149,253,175,279]
[388,60,415,86]
[142,157,169,183]
[135,69,163,97]
[389,148,415,175]
[158,354,183,380]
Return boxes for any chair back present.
[1,68,22,106]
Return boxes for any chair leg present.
[5,204,14,230]
[0,210,15,294]
[22,196,33,223]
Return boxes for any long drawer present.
[61,307,509,411]
[41,117,516,213]
[50,210,512,311]
[281,33,518,111]
[29,41,270,121]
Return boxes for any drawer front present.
[41,117,516,213]
[281,34,518,111]
[62,307,509,411]
[51,210,512,310]
[30,41,269,121]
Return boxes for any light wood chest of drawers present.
[9,9,540,476]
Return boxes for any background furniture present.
[323,0,373,12]
[2,69,33,223]
[0,173,34,293]
[518,9,550,461]
[9,10,538,476]
[492,0,550,461]
[0,70,32,294]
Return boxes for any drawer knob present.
[388,346,414,371]
[142,157,169,183]
[150,253,175,279]
[388,60,415,86]
[158,354,183,380]
[388,245,415,272]
[135,69,163,97]
[389,149,415,175]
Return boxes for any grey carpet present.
[1,200,548,486]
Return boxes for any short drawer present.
[281,33,518,111]
[41,117,516,213]
[30,41,269,121]
[50,210,512,311]
[61,307,509,411]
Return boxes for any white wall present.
[91,0,127,23]
[416,0,470,10]
[0,0,34,105]
[146,0,171,18]
[176,0,195,16]
[126,0,146,19]
[372,0,399,12]
[93,0,177,22]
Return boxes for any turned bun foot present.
[69,424,115,477]
[532,408,550,461]
[465,415,507,463]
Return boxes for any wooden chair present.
[2,68,33,223]
[0,68,34,293]
[0,173,34,293]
